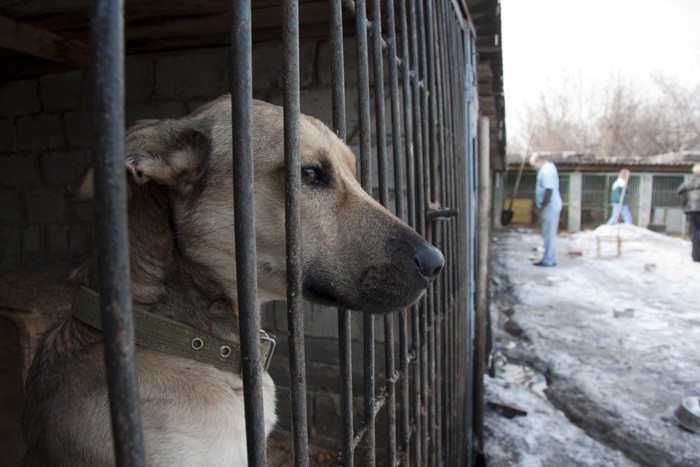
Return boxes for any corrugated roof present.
[506,151,700,168]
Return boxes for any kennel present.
[0,0,505,465]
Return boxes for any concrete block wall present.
[1,37,401,271]
[1,38,401,451]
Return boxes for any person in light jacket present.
[677,163,700,262]
[607,169,633,225]
[529,154,562,267]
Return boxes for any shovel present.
[501,135,533,226]
[501,151,528,226]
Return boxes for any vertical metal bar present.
[370,0,389,209]
[414,0,430,460]
[368,1,397,465]
[386,0,404,223]
[407,1,424,462]
[451,13,461,465]
[465,30,478,466]
[90,1,146,465]
[230,3,266,466]
[355,0,373,192]
[329,1,354,465]
[423,2,440,464]
[438,5,452,463]
[396,0,414,460]
[400,0,416,231]
[282,1,310,465]
[354,1,376,465]
[385,0,408,462]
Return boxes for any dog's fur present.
[21,96,443,466]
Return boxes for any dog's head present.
[69,96,443,313]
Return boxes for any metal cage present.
[88,0,481,465]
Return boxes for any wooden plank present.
[0,15,88,67]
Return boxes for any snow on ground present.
[485,224,700,467]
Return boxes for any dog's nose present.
[415,244,444,281]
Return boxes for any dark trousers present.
[689,212,700,262]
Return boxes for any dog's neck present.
[71,184,239,341]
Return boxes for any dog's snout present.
[415,244,444,281]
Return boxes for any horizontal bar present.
[426,208,459,220]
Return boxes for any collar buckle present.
[259,330,276,372]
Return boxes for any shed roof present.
[506,151,700,173]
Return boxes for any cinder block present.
[0,119,15,153]
[25,188,66,224]
[47,224,69,256]
[252,42,283,91]
[299,41,318,89]
[22,226,41,253]
[126,101,187,127]
[0,154,37,187]
[317,38,360,87]
[154,51,228,100]
[68,224,93,257]
[0,80,40,116]
[252,41,316,90]
[63,111,90,148]
[126,58,154,104]
[0,227,21,270]
[0,190,20,223]
[40,150,88,187]
[39,71,85,113]
[300,87,334,127]
[16,114,64,151]
[70,203,93,224]
[311,391,342,441]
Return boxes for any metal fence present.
[652,175,685,209]
[581,173,640,227]
[88,0,479,465]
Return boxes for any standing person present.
[529,154,563,267]
[677,163,700,262]
[607,168,633,225]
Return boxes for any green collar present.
[71,286,275,373]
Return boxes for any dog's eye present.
[302,166,323,186]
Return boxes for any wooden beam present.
[0,15,89,68]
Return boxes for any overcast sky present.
[500,0,700,144]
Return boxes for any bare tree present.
[511,73,700,157]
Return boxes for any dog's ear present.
[65,119,210,203]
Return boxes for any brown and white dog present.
[21,96,444,466]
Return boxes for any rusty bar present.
[90,1,146,465]
[415,0,430,460]
[282,1,310,465]
[368,0,397,465]
[329,0,354,465]
[396,0,414,459]
[385,0,405,222]
[423,2,440,464]
[353,0,376,465]
[230,2,266,465]
[399,0,417,231]
[407,0,425,462]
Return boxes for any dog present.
[21,96,444,466]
